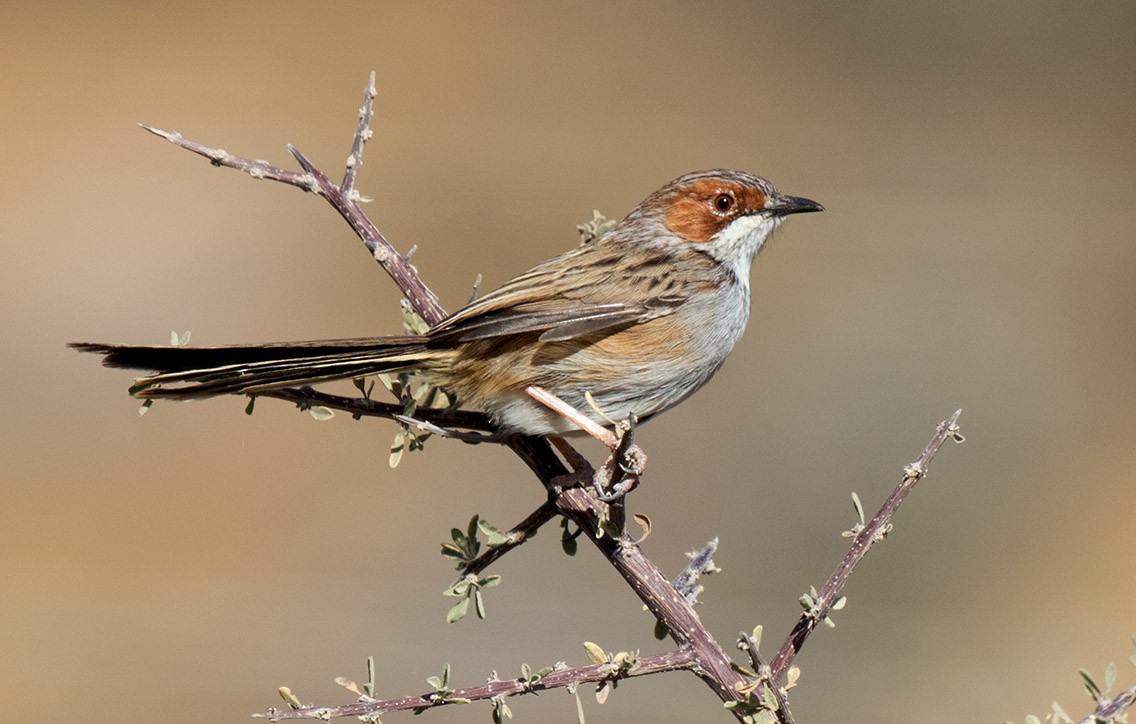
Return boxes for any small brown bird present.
[72,170,822,436]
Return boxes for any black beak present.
[769,194,824,216]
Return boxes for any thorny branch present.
[261,649,698,720]
[770,409,964,683]
[262,387,495,432]
[140,72,445,325]
[452,502,559,581]
[143,73,966,722]
[1080,683,1136,724]
[737,632,795,724]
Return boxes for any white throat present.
[706,213,782,282]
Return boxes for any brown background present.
[3,2,1135,722]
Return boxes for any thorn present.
[468,273,482,304]
[139,124,180,143]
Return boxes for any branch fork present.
[140,73,966,723]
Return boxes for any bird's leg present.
[524,385,618,447]
[525,385,646,501]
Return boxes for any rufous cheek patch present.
[663,179,767,244]
[664,195,722,243]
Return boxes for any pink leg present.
[527,385,646,501]
[524,385,619,448]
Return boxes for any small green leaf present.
[560,518,580,556]
[447,597,469,623]
[478,519,510,547]
[366,655,376,698]
[832,596,847,610]
[1079,668,1101,700]
[583,641,608,665]
[1024,715,1041,724]
[1050,701,1071,723]
[426,676,441,690]
[478,575,502,588]
[493,698,513,723]
[595,681,611,705]
[440,543,466,560]
[474,589,486,619]
[1105,662,1117,692]
[574,685,586,723]
[138,399,153,416]
[730,661,755,678]
[389,432,405,468]
[751,625,763,652]
[600,519,622,541]
[446,579,471,597]
[401,299,431,335]
[308,406,334,420]
[278,686,302,710]
[786,666,800,687]
[763,685,778,710]
[466,515,480,547]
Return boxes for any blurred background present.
[3,2,1135,722]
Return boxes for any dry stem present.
[770,409,964,682]
[141,73,965,722]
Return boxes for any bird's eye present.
[712,193,735,213]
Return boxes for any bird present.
[71,169,822,437]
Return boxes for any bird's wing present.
[429,243,687,344]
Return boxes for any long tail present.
[69,337,439,399]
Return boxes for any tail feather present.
[68,337,437,399]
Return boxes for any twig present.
[140,74,444,325]
[672,537,719,605]
[340,71,375,196]
[260,387,495,432]
[454,502,559,581]
[259,648,696,720]
[737,632,795,724]
[553,487,750,704]
[1079,683,1136,724]
[770,409,964,681]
